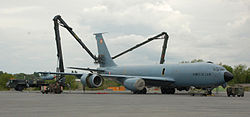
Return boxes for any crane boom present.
[53,15,169,74]
[160,32,169,64]
[112,32,169,64]
[53,15,99,82]
[53,15,98,62]
[53,16,64,73]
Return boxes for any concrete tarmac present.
[0,91,249,117]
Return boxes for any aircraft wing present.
[141,76,175,82]
[36,67,104,77]
[100,74,175,83]
[36,72,175,83]
[36,72,82,77]
[67,67,105,72]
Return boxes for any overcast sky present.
[0,0,249,73]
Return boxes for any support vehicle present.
[227,86,244,97]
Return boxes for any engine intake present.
[80,73,103,88]
[123,78,145,91]
[40,74,56,80]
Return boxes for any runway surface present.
[0,91,249,117]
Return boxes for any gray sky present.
[0,0,249,73]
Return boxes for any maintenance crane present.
[53,15,169,68]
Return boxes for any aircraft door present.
[161,68,165,76]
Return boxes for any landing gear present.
[207,89,212,95]
[177,87,190,91]
[15,85,24,91]
[133,88,147,94]
[161,87,175,94]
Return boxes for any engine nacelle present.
[123,78,145,91]
[40,74,56,80]
[80,73,103,88]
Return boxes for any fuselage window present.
[162,68,165,76]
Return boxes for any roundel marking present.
[100,39,103,44]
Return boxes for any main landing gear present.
[207,89,212,95]
[132,87,176,94]
[161,87,175,94]
[133,88,147,94]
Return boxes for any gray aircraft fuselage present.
[100,62,228,88]
[92,32,233,91]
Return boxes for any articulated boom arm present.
[112,32,169,64]
[53,15,98,64]
[160,32,169,64]
[53,15,99,82]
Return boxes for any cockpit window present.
[220,68,225,71]
[213,67,225,71]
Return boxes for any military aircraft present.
[38,33,233,94]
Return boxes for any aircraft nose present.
[224,72,233,82]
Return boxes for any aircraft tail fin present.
[94,33,116,67]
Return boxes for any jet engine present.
[123,78,145,91]
[80,73,103,88]
[40,74,56,80]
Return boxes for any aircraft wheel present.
[133,91,138,94]
[133,88,147,94]
[161,87,175,94]
[202,94,207,96]
[161,87,167,94]
[15,85,24,91]
[207,90,212,95]
[141,88,147,94]
[170,88,175,94]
